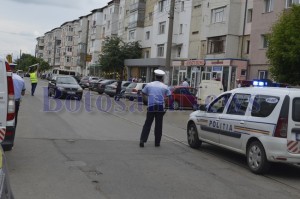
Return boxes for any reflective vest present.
[29,72,38,83]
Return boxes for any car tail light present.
[274,96,289,138]
[274,118,288,138]
[5,61,15,121]
[132,88,138,93]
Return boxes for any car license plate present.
[67,91,75,95]
[296,133,300,141]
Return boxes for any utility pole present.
[165,0,176,85]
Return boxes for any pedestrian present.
[10,64,26,128]
[139,69,172,147]
[115,80,122,101]
[181,78,189,87]
[28,64,39,96]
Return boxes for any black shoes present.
[139,142,144,148]
[139,142,160,147]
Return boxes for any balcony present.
[129,1,145,13]
[128,20,144,29]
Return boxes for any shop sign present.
[184,59,205,66]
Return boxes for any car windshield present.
[57,77,77,84]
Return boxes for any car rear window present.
[127,83,137,88]
[251,95,279,117]
[292,98,300,122]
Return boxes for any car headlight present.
[78,87,83,91]
[57,87,65,91]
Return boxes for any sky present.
[0,0,110,60]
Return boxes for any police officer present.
[11,65,26,128]
[139,69,172,147]
[29,64,39,96]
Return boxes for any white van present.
[187,87,300,174]
[0,57,15,197]
[0,58,15,151]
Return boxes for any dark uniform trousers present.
[140,104,165,144]
[15,99,20,128]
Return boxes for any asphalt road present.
[4,78,300,199]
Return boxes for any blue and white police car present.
[187,86,300,174]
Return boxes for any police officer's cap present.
[154,69,166,76]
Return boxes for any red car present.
[165,86,198,110]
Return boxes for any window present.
[67,36,73,42]
[149,12,153,20]
[66,56,71,63]
[56,48,60,54]
[157,44,164,57]
[66,46,72,52]
[159,0,166,12]
[179,24,183,34]
[107,21,111,30]
[177,46,182,57]
[246,40,250,54]
[110,8,113,14]
[78,31,81,39]
[207,36,226,54]
[247,9,253,23]
[120,7,122,14]
[181,1,185,11]
[211,7,225,23]
[102,27,106,38]
[68,26,73,32]
[262,35,268,48]
[286,0,300,8]
[258,70,268,79]
[207,94,231,113]
[159,21,166,34]
[241,69,247,76]
[227,94,250,115]
[145,31,150,40]
[129,30,135,40]
[145,51,150,58]
[293,98,300,121]
[91,40,95,47]
[265,0,273,12]
[104,14,106,20]
[251,95,279,117]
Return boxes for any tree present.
[266,5,300,85]
[14,54,50,72]
[99,36,142,79]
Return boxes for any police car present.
[187,86,300,174]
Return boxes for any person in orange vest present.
[28,64,39,96]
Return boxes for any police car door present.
[199,93,231,144]
[0,59,8,142]
[219,93,251,151]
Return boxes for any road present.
[4,78,300,199]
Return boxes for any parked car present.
[79,76,99,89]
[48,75,83,100]
[187,87,300,174]
[142,86,198,110]
[96,79,117,94]
[104,81,131,97]
[88,77,103,91]
[124,82,147,101]
[166,86,198,110]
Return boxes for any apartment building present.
[35,36,45,59]
[77,14,91,75]
[249,0,287,80]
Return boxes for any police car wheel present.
[187,122,202,149]
[247,141,270,174]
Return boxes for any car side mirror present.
[199,104,207,111]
